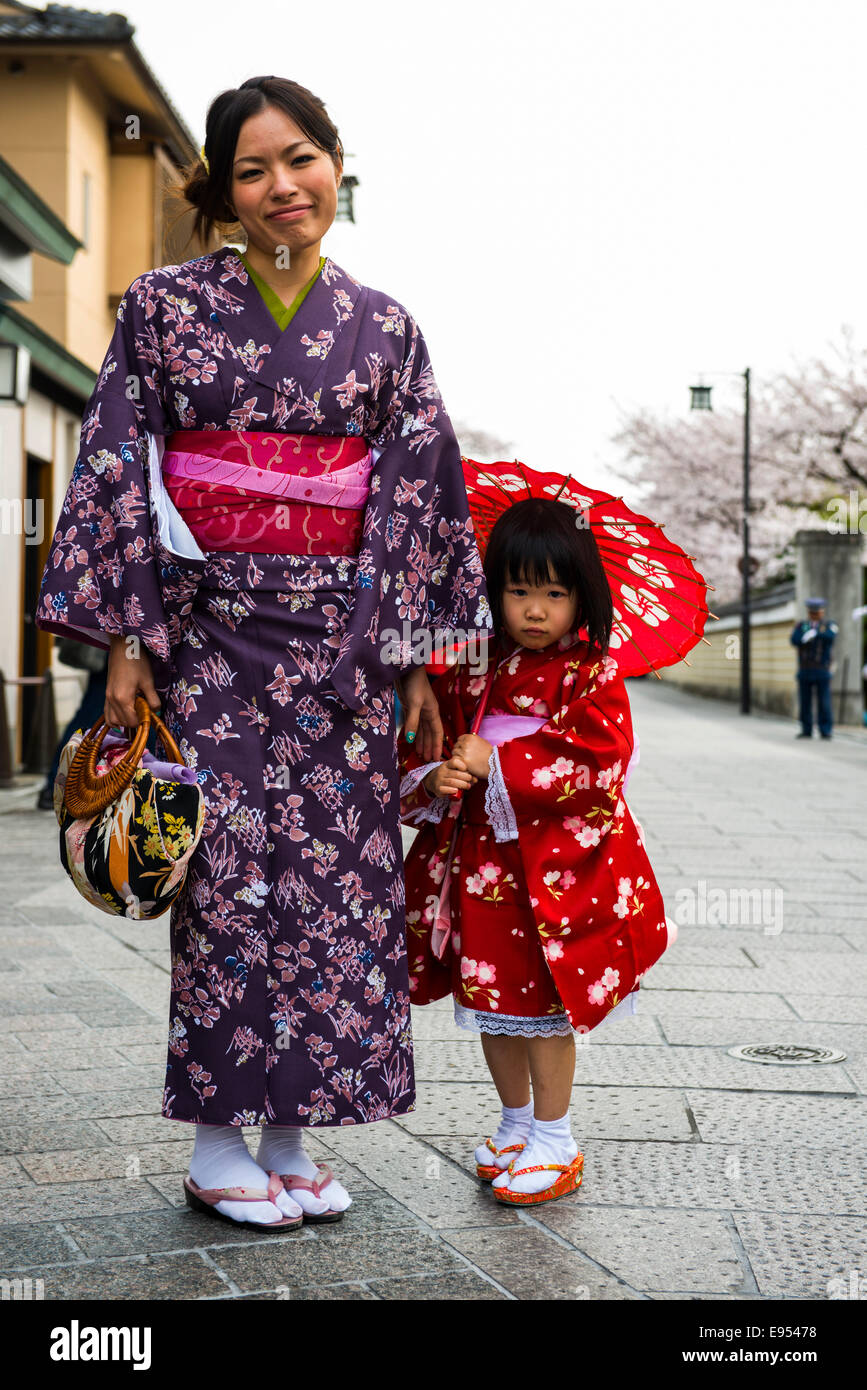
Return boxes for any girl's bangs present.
[502,527,579,591]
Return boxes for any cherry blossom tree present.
[454,422,513,462]
[611,328,867,602]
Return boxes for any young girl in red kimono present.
[399,497,674,1205]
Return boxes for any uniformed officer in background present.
[790,597,838,739]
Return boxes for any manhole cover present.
[727,1044,847,1066]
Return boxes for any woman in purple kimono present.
[37,75,490,1229]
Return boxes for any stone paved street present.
[0,680,865,1301]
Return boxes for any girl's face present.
[501,566,579,650]
[229,105,341,257]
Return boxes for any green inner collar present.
[236,249,326,330]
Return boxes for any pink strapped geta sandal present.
[183,1170,302,1230]
[476,1137,526,1182]
[492,1151,585,1205]
[277,1162,345,1223]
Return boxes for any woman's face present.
[501,566,579,650]
[229,104,341,257]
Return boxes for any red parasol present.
[430,456,716,679]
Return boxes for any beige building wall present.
[658,607,800,717]
[0,56,70,344]
[66,67,114,366]
[0,58,173,374]
[108,151,154,305]
[0,17,203,770]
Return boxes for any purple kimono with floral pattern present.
[36,245,491,1125]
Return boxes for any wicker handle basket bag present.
[55,696,205,920]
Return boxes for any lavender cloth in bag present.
[99,731,198,785]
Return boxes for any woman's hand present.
[400,665,444,764]
[451,732,494,780]
[104,635,161,731]
[425,755,476,799]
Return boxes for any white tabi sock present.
[491,1111,579,1195]
[474,1099,533,1169]
[188,1124,302,1225]
[256,1126,352,1214]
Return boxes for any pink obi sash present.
[479,712,640,789]
[161,431,372,554]
[478,713,547,746]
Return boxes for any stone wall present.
[657,601,799,717]
[657,530,865,723]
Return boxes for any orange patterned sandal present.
[476,1137,526,1181]
[492,1151,585,1205]
[183,1170,302,1229]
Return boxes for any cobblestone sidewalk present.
[0,681,865,1300]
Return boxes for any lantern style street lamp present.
[336,175,358,223]
[689,368,752,715]
[0,342,30,403]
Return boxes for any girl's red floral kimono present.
[399,634,671,1036]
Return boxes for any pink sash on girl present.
[479,712,640,788]
[478,713,548,745]
[430,685,642,962]
[161,431,372,554]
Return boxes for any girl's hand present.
[105,635,161,731]
[451,733,494,780]
[425,755,477,798]
[400,665,443,764]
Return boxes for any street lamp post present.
[336,175,359,223]
[689,368,752,714]
[741,368,751,716]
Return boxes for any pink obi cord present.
[161,430,373,554]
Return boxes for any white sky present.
[115,0,867,489]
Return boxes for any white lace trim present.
[454,1002,574,1037]
[453,990,640,1038]
[399,762,451,825]
[484,745,519,843]
[399,761,439,798]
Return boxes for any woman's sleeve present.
[327,312,492,711]
[493,672,635,844]
[35,279,204,698]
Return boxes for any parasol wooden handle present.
[62,695,185,819]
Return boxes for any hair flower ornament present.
[200,144,210,174]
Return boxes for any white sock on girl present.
[474,1099,534,1169]
[491,1111,579,1195]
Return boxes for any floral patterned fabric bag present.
[54,696,204,919]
